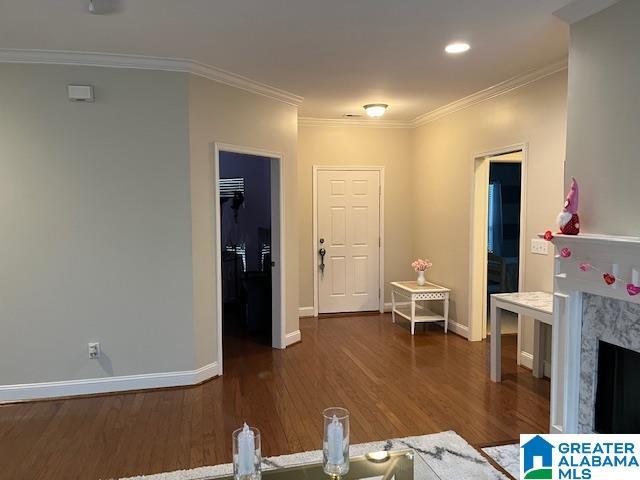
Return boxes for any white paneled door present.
[316,169,381,314]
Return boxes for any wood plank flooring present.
[0,313,549,479]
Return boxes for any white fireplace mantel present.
[542,232,640,434]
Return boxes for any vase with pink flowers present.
[411,258,432,286]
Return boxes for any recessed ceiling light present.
[445,42,470,54]
[363,104,389,118]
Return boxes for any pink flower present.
[411,259,433,272]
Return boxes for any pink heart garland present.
[579,263,592,272]
[544,230,554,241]
[603,273,616,286]
[627,284,640,296]
[560,248,571,258]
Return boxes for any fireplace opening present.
[594,340,640,433]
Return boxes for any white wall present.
[1,55,569,392]
[0,64,300,396]
[297,126,414,308]
[565,0,640,235]
[0,64,196,385]
[412,71,567,355]
[187,74,299,368]
[297,72,567,363]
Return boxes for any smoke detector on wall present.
[68,85,94,102]
[88,0,123,15]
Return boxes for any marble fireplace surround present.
[578,293,640,432]
[547,233,640,434]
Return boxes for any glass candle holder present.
[232,424,262,480]
[322,407,350,477]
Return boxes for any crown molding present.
[300,59,568,129]
[299,116,412,129]
[188,59,303,106]
[412,58,568,127]
[0,49,566,125]
[553,0,620,24]
[0,49,303,107]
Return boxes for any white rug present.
[482,443,520,479]
[120,431,508,480]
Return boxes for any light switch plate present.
[531,238,549,255]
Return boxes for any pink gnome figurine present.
[557,177,580,235]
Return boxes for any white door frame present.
[468,143,528,344]
[213,143,287,375]
[312,165,385,317]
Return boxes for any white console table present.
[390,281,450,335]
[490,291,553,382]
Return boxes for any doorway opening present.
[486,160,522,336]
[469,145,527,344]
[219,151,272,347]
[214,144,285,371]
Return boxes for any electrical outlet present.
[88,342,100,359]
[531,238,549,255]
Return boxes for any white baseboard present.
[520,351,552,378]
[302,304,395,315]
[285,329,301,346]
[0,362,220,403]
[299,306,315,318]
[447,320,469,339]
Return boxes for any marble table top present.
[491,291,553,315]
[390,281,450,293]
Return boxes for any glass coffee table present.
[211,449,441,479]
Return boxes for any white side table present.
[390,281,450,335]
[490,291,553,382]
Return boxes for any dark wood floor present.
[0,313,549,480]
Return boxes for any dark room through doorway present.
[219,151,273,349]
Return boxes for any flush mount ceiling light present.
[445,42,470,54]
[363,104,389,118]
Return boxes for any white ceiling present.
[0,0,572,120]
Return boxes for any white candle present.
[238,423,255,476]
[327,415,344,465]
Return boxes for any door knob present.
[318,247,326,273]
